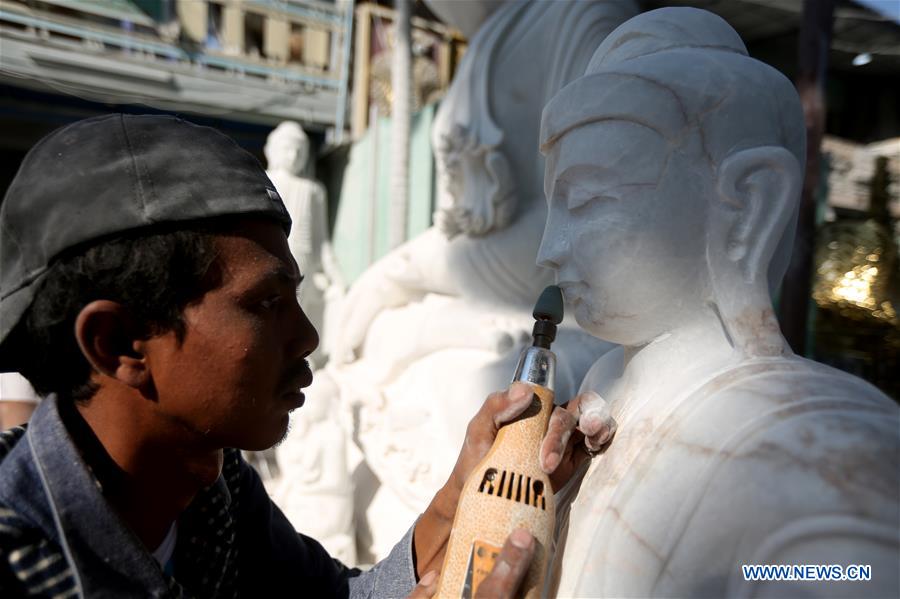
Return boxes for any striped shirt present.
[1,425,78,597]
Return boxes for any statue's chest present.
[558,390,715,595]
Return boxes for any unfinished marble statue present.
[321,0,639,560]
[537,8,900,597]
[265,121,343,369]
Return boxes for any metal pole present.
[334,0,355,144]
[779,0,836,356]
[388,0,411,249]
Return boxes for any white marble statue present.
[265,121,343,369]
[273,374,356,564]
[321,0,639,561]
[537,8,900,598]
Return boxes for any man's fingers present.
[488,382,534,429]
[474,529,535,599]
[540,406,578,474]
[406,570,438,598]
[452,383,539,492]
[575,391,617,451]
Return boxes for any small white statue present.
[265,122,343,369]
[325,0,640,560]
[274,374,356,564]
[538,8,900,598]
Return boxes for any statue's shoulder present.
[662,354,899,523]
[669,355,899,467]
[682,354,895,421]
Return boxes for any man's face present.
[146,219,318,451]
[537,120,712,346]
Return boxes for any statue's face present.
[538,120,713,345]
[267,136,309,175]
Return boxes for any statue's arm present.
[332,226,459,362]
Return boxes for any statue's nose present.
[537,211,569,270]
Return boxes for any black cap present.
[0,114,292,371]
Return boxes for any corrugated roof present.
[643,0,900,74]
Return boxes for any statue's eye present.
[567,193,615,211]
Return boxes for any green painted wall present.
[332,103,436,284]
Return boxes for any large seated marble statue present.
[321,0,639,560]
[537,8,900,598]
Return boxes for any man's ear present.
[714,146,802,284]
[74,300,150,390]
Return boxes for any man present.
[0,114,608,598]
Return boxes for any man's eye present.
[259,296,282,310]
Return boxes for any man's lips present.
[282,390,306,409]
[280,359,314,397]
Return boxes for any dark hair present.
[16,225,223,402]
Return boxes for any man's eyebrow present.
[255,266,303,289]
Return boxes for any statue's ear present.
[713,146,802,284]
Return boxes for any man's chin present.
[270,415,293,449]
[239,415,292,452]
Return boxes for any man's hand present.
[412,384,616,578]
[407,529,536,599]
[406,570,439,598]
[449,384,617,497]
[540,390,617,489]
[445,382,538,496]
[473,528,535,599]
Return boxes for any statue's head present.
[537,8,805,356]
[431,0,639,238]
[265,121,310,175]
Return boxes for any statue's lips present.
[558,281,587,303]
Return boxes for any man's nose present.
[289,298,319,358]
